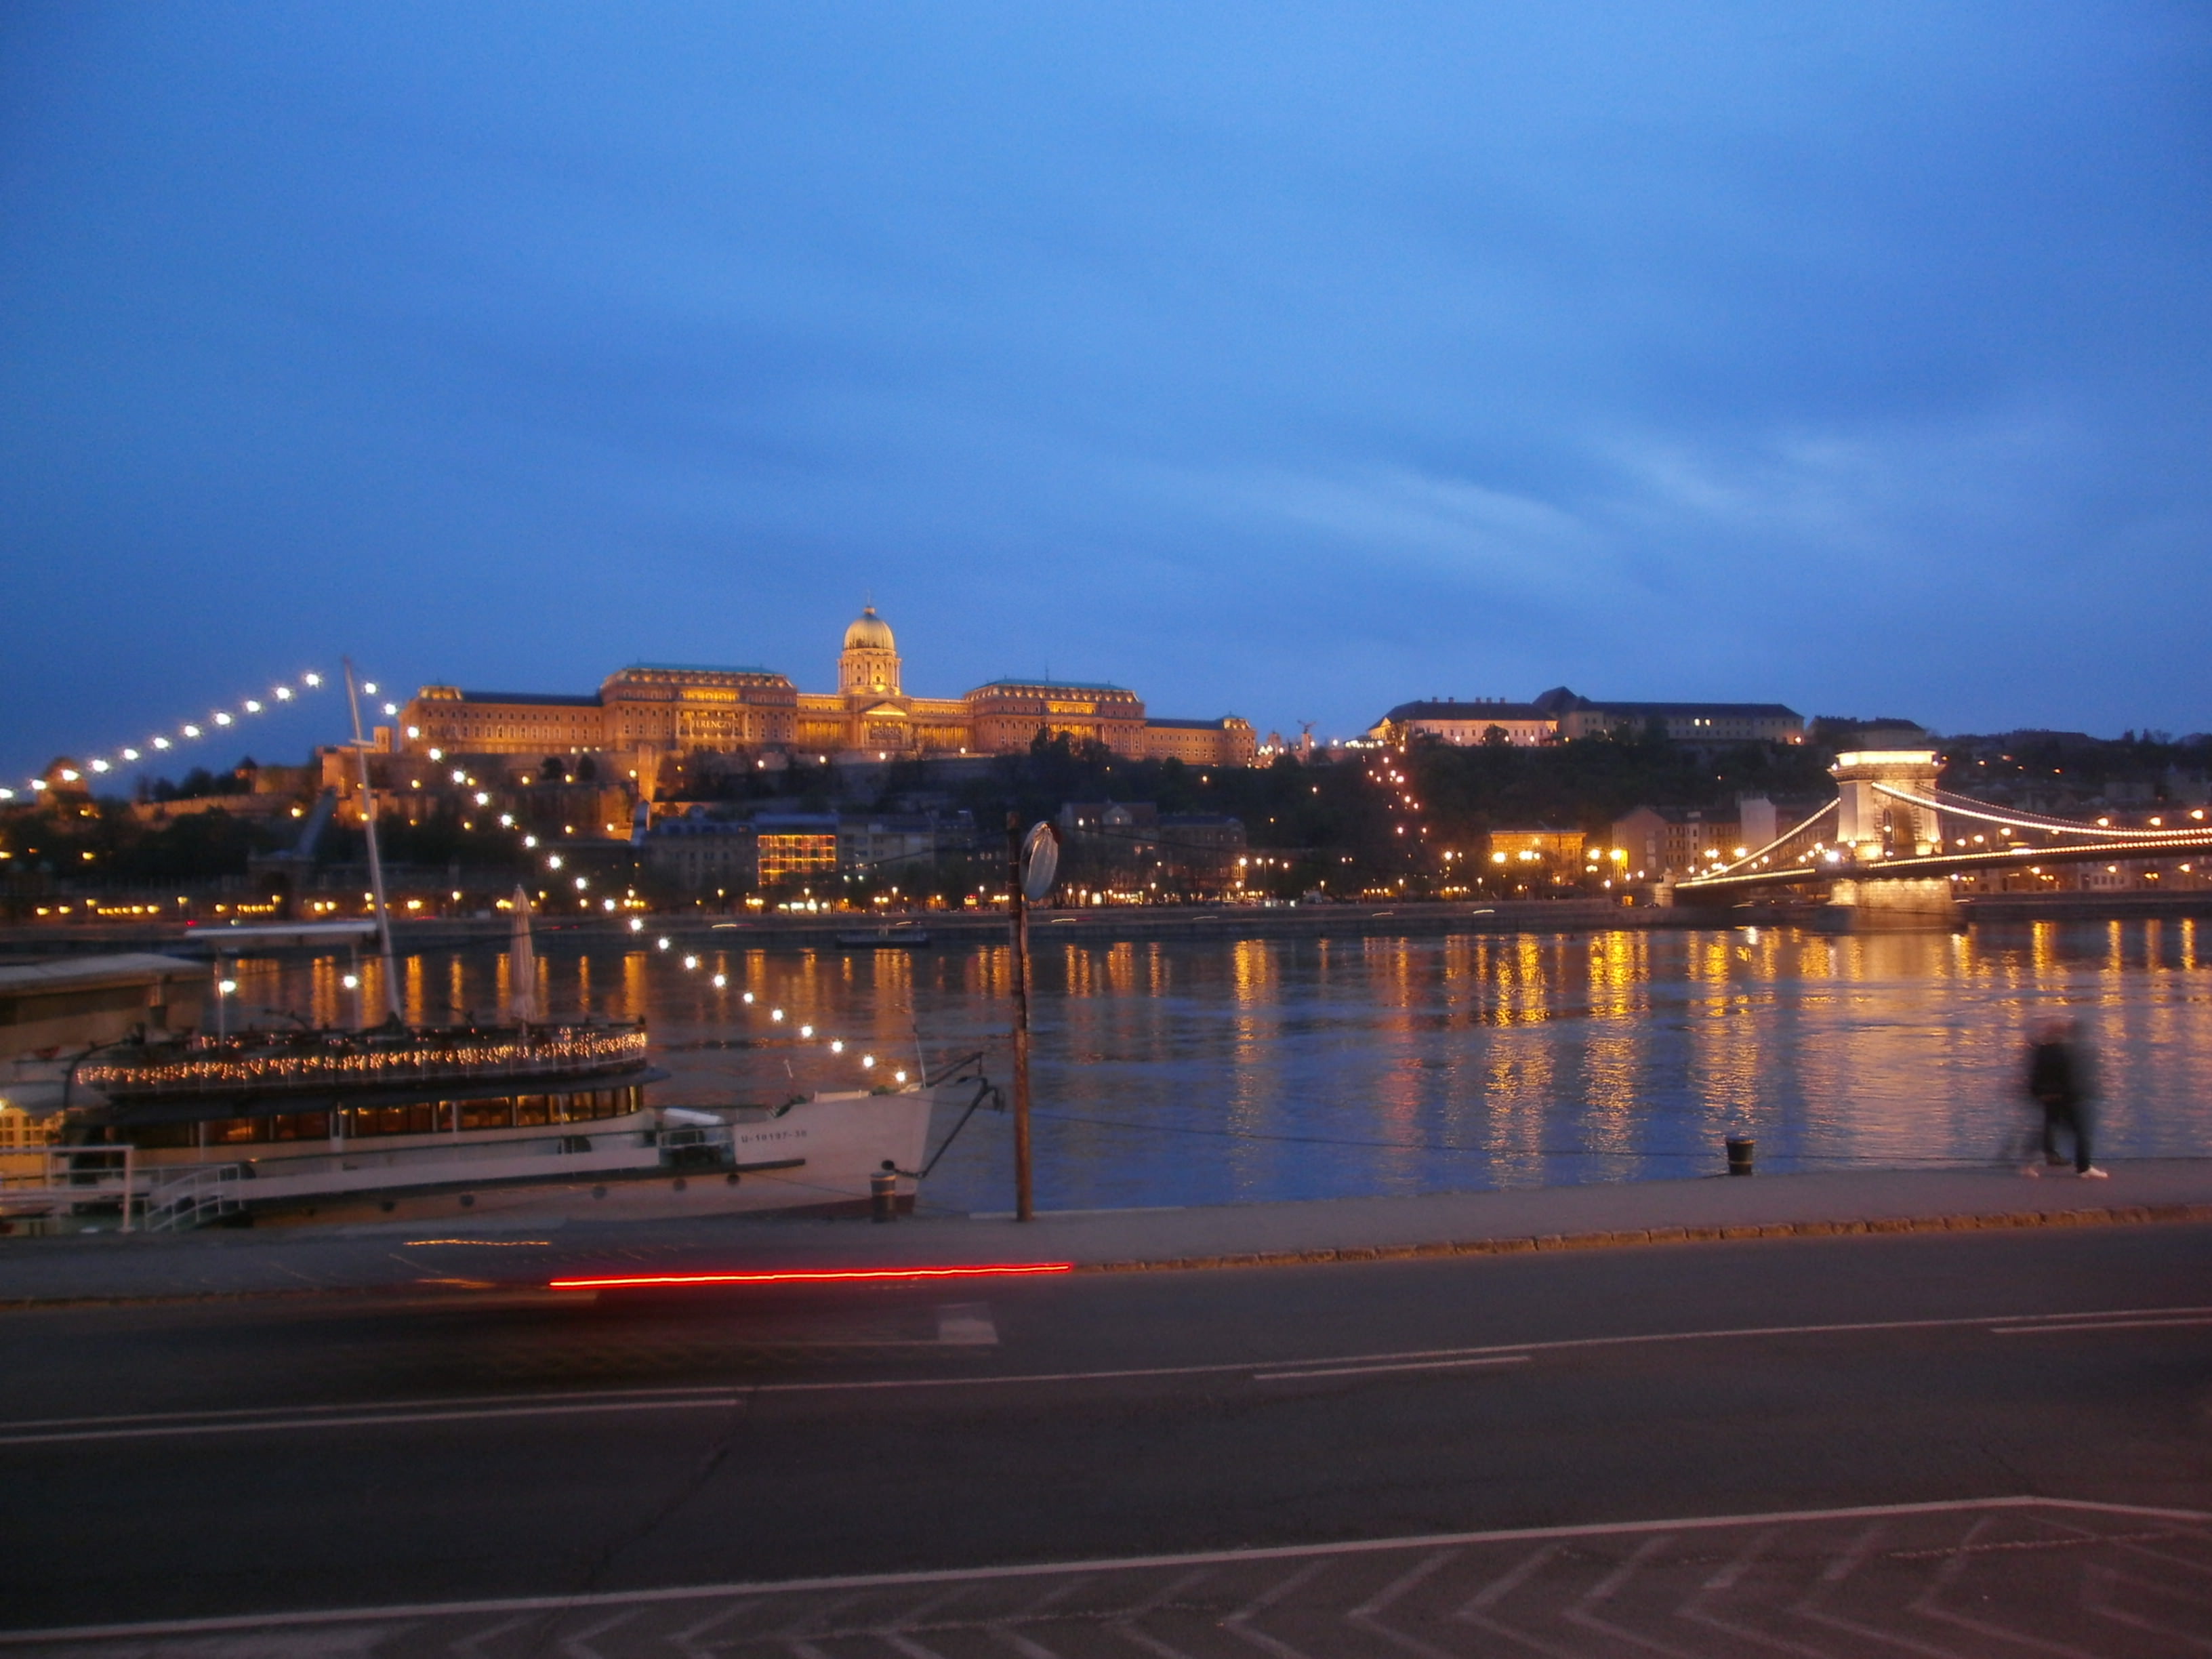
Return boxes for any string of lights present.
[81,1025,649,1097]
[4,670,355,802]
[617,918,918,1090]
[1702,799,1839,879]
[1873,783,2211,840]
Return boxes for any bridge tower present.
[1832,749,1942,859]
[1828,749,1956,928]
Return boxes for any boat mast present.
[343,657,404,1024]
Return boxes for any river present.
[236,918,2212,1215]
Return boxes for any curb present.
[1076,1202,2212,1275]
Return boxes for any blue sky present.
[3,2,2209,786]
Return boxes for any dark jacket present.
[2027,1041,2080,1109]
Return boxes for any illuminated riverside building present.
[1368,687,1804,748]
[396,607,1255,775]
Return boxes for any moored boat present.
[1,1030,992,1233]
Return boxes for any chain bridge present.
[1672,750,2212,926]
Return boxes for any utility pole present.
[344,658,403,1023]
[1007,813,1033,1222]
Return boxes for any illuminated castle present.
[397,607,1255,772]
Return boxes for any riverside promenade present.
[4,1159,2209,1307]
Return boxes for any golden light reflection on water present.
[235,921,2212,1211]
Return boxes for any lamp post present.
[1006,816,1059,1223]
[343,658,403,1024]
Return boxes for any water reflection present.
[230,922,2211,1214]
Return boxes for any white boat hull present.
[70,1087,958,1231]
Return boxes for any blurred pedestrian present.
[2023,1015,2106,1179]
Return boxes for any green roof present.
[972,676,1130,693]
[617,662,780,677]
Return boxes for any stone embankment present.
[6,890,2210,960]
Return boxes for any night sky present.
[4,3,2208,788]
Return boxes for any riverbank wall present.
[5,890,2209,959]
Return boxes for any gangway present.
[142,1162,246,1231]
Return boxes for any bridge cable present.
[1702,798,1838,880]
[1870,784,2211,842]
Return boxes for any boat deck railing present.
[77,1022,649,1099]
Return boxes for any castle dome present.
[844,606,895,653]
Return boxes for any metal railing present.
[79,1022,649,1100]
[143,1163,245,1231]
[1,1146,140,1230]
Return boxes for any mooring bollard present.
[871,1166,899,1222]
[1725,1136,1756,1176]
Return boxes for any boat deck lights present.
[549,1263,1075,1291]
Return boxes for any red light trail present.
[548,1263,1075,1291]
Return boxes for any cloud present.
[1157,462,1614,597]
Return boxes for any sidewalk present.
[3,1160,2208,1308]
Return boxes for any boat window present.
[213,1116,258,1145]
[461,1099,514,1131]
[515,1094,552,1126]
[270,1112,330,1141]
[129,1121,197,1149]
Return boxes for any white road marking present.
[1347,1549,1461,1659]
[1677,1528,1837,1659]
[1222,1559,1331,1659]
[1992,1315,2212,1336]
[0,1382,739,1433]
[6,1301,2208,1449]
[1913,1514,2112,1659]
[1990,1309,2212,1336]
[1453,1544,1577,1658]
[1254,1354,1529,1381]
[0,1393,745,1448]
[935,1302,998,1346]
[1,1499,2203,1648]
[1567,1532,1708,1659]
[2081,1563,2212,1652]
[1109,1565,1216,1659]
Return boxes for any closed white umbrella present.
[509,884,539,1024]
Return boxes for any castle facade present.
[397,608,1256,775]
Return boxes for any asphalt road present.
[3,1223,2209,1654]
